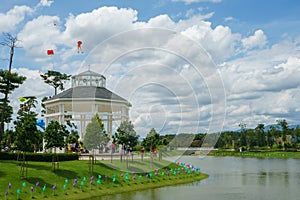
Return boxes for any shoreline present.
[0,159,208,200]
[80,173,209,200]
[208,150,300,159]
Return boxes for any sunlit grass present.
[0,158,207,200]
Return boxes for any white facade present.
[44,70,131,140]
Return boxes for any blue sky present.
[1,0,300,137]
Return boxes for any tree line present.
[215,121,300,150]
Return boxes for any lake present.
[91,156,300,200]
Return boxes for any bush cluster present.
[0,152,79,161]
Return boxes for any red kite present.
[77,41,83,53]
[47,50,54,55]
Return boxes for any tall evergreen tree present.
[0,70,26,140]
[0,33,26,140]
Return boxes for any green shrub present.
[0,152,79,161]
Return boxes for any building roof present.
[73,70,104,78]
[47,86,129,103]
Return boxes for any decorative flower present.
[30,186,34,192]
[42,185,46,192]
[52,184,57,190]
[8,183,12,189]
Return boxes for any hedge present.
[0,152,79,162]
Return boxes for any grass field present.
[0,158,207,200]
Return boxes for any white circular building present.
[44,70,131,139]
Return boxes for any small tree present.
[277,119,289,147]
[14,96,41,152]
[14,96,41,178]
[66,130,79,144]
[44,121,69,151]
[44,121,69,170]
[255,123,266,147]
[83,115,108,152]
[113,120,139,148]
[40,70,71,95]
[142,128,160,151]
[84,115,108,172]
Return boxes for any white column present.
[92,104,98,115]
[121,106,129,122]
[80,115,84,140]
[58,104,65,124]
[107,114,113,139]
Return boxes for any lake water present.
[92,156,300,200]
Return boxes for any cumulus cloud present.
[242,29,267,49]
[10,68,54,119]
[18,15,61,62]
[5,4,300,135]
[0,5,33,34]
[181,23,240,62]
[220,40,300,130]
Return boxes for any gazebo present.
[44,70,131,140]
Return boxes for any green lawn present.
[0,158,207,200]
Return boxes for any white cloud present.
[6,5,300,135]
[10,68,54,119]
[242,29,267,49]
[0,5,33,33]
[36,0,54,8]
[17,15,61,62]
[181,23,240,62]
[224,16,235,22]
[220,39,300,130]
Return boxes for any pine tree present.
[40,70,71,95]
